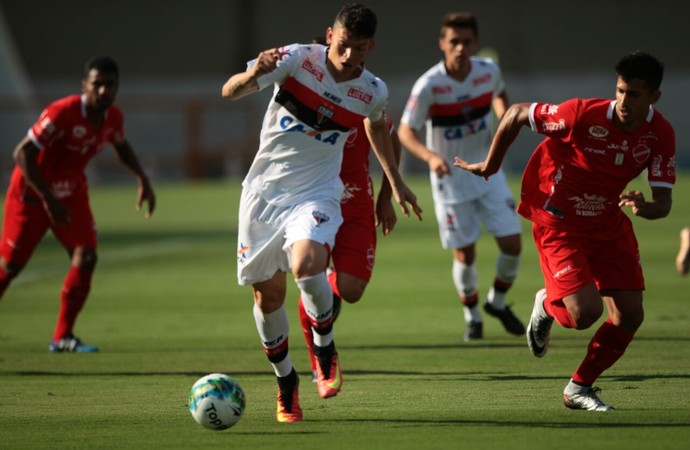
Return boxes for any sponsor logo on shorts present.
[312,210,330,225]
[553,264,573,279]
[237,242,249,260]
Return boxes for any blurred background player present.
[455,51,675,411]
[297,36,403,381]
[676,227,689,275]
[222,3,422,423]
[0,57,156,353]
[398,12,524,341]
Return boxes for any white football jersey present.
[243,43,388,207]
[401,57,507,204]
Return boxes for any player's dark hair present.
[334,3,377,39]
[615,51,664,91]
[441,12,478,38]
[85,57,119,79]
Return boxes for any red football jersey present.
[340,112,394,218]
[9,94,125,200]
[518,98,675,233]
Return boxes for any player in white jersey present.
[399,12,524,341]
[222,3,422,423]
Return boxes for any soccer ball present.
[188,373,246,430]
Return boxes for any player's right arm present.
[221,48,283,100]
[13,136,71,225]
[454,102,531,178]
[397,123,451,178]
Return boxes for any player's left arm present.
[113,140,156,218]
[365,116,422,221]
[619,186,672,220]
[375,128,401,236]
[492,90,509,121]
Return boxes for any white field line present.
[13,239,196,284]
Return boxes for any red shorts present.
[1,192,97,265]
[532,220,644,300]
[332,213,376,282]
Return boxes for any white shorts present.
[434,183,521,249]
[237,189,343,285]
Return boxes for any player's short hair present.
[334,3,377,39]
[85,57,119,79]
[440,12,478,38]
[615,51,664,91]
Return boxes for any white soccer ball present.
[188,373,246,430]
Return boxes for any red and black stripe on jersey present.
[275,77,364,132]
[428,91,493,128]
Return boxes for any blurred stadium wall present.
[1,0,687,183]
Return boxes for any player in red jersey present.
[0,57,156,352]
[455,52,675,410]
[297,110,400,379]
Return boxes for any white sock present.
[463,305,482,323]
[253,303,293,377]
[452,259,478,297]
[487,286,506,309]
[453,260,481,322]
[295,273,333,347]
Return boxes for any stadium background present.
[1,0,687,183]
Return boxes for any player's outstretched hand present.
[136,178,156,219]
[393,183,423,222]
[453,156,494,179]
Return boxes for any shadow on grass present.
[3,370,689,384]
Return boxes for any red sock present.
[544,297,577,329]
[297,295,316,371]
[0,266,11,298]
[53,266,93,341]
[327,270,341,298]
[460,292,478,307]
[572,318,635,385]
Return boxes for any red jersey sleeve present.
[646,112,676,188]
[29,102,67,150]
[528,98,581,142]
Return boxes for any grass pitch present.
[0,175,689,449]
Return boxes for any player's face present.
[326,24,374,82]
[614,76,661,131]
[439,26,477,72]
[82,69,119,112]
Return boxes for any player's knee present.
[569,302,604,330]
[0,259,24,279]
[497,234,522,256]
[72,247,98,270]
[339,282,367,304]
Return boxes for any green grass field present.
[0,175,689,449]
